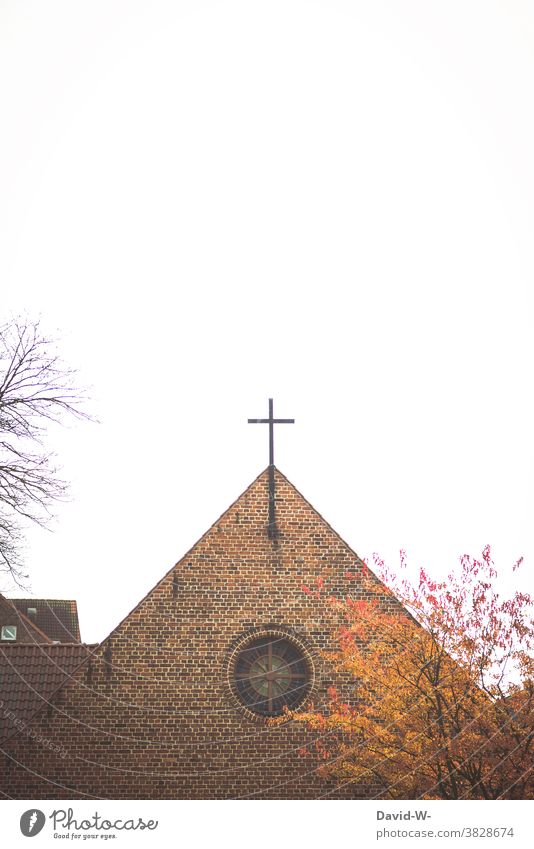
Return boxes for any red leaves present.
[314,740,330,761]
[301,575,327,599]
[513,556,524,572]
[339,634,356,652]
[293,545,534,800]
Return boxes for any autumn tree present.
[294,547,534,799]
[0,318,90,586]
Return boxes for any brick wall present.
[1,468,402,799]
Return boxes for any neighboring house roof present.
[0,594,52,644]
[0,643,96,745]
[11,599,81,643]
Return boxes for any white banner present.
[0,800,533,849]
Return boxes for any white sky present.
[1,1,533,644]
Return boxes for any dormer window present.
[1,625,17,641]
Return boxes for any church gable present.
[1,467,400,800]
[96,467,382,704]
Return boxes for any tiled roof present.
[11,599,81,643]
[0,594,52,644]
[0,643,95,745]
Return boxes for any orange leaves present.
[338,626,355,650]
[345,597,367,613]
[314,740,331,761]
[295,547,534,799]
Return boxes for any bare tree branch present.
[0,317,93,587]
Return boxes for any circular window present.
[230,634,312,717]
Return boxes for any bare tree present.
[0,318,91,586]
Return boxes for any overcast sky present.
[1,1,533,644]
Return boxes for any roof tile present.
[11,599,81,642]
[0,643,95,744]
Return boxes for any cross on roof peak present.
[247,398,295,468]
[247,398,295,541]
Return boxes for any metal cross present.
[248,398,295,540]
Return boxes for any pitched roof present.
[11,599,80,643]
[0,643,96,745]
[0,594,52,644]
[100,466,379,647]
